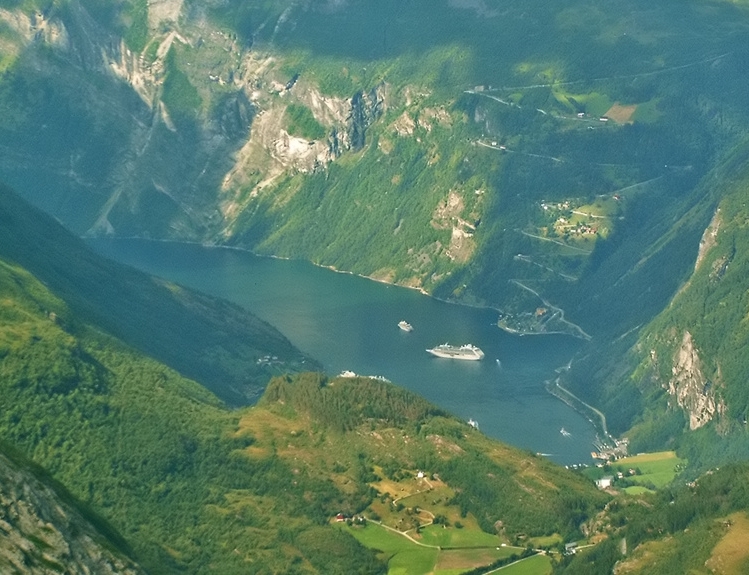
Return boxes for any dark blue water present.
[88,239,597,465]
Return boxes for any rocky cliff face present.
[0,0,399,244]
[667,331,725,430]
[0,451,143,574]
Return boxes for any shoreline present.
[88,235,587,338]
[86,234,602,461]
[546,375,611,442]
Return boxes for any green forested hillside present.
[559,138,749,472]
[555,464,749,575]
[0,256,384,573]
[0,186,317,404]
[0,249,608,572]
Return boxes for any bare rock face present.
[667,331,724,430]
[694,208,721,272]
[0,451,144,574]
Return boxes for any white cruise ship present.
[426,343,485,361]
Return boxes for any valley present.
[87,237,598,465]
[1,0,749,571]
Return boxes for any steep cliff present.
[578,138,749,462]
[667,331,725,431]
[0,448,143,574]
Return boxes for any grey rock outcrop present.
[0,450,144,574]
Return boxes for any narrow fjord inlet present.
[90,238,598,464]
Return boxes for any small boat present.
[398,320,414,332]
[468,418,479,430]
[560,427,571,437]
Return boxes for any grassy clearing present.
[705,512,749,574]
[419,524,503,548]
[528,534,562,547]
[492,553,552,574]
[631,99,660,123]
[340,522,438,575]
[435,546,514,572]
[623,486,654,495]
[552,90,613,117]
[338,519,523,574]
[615,451,686,488]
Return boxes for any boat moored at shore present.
[426,343,485,360]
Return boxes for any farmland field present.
[615,451,687,488]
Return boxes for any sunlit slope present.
[556,464,749,575]
[0,254,606,572]
[0,257,384,573]
[0,186,316,404]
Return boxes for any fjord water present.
[90,239,597,465]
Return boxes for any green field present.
[340,523,439,575]
[528,534,562,548]
[615,451,687,489]
[623,486,654,495]
[339,521,528,574]
[418,524,505,548]
[490,553,552,574]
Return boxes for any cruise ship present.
[426,343,485,360]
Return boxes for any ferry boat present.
[426,343,485,361]
[398,320,414,332]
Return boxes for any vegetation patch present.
[497,553,552,574]
[340,522,439,575]
[434,546,515,571]
[705,512,749,574]
[162,46,202,121]
[615,451,686,489]
[603,102,637,123]
[284,103,327,140]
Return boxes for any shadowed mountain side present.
[212,0,749,85]
[0,185,318,404]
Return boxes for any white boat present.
[398,320,414,332]
[560,427,571,437]
[426,343,485,361]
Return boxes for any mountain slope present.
[560,136,749,470]
[0,185,317,404]
[0,269,608,572]
[0,252,384,573]
[621,138,749,467]
[0,444,144,574]
[555,463,749,575]
[0,216,608,572]
[1,0,748,316]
